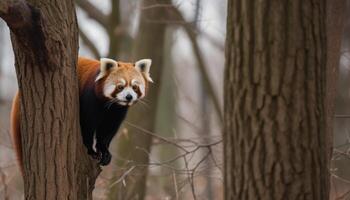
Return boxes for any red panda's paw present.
[99,151,112,166]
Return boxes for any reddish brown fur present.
[11,57,149,173]
[10,92,22,173]
[77,57,100,94]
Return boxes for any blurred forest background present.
[0,0,226,199]
[1,0,349,200]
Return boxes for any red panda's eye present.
[132,85,138,90]
[117,85,124,90]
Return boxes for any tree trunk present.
[108,0,169,199]
[107,0,121,59]
[0,1,100,199]
[224,1,331,199]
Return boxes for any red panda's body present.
[11,57,153,172]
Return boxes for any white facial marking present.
[131,79,145,98]
[139,84,145,98]
[103,84,116,98]
[119,79,126,86]
[131,79,138,85]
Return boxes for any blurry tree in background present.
[0,0,100,199]
[109,0,169,198]
[224,0,340,199]
[76,0,133,60]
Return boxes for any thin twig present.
[109,166,136,188]
[0,168,9,200]
[125,121,189,152]
[141,4,174,10]
[172,171,179,200]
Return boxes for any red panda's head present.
[95,58,153,106]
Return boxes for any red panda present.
[11,57,153,172]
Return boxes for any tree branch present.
[75,0,108,27]
[79,27,100,59]
[0,0,60,68]
[0,0,32,29]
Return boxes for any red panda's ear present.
[96,58,118,82]
[135,59,153,83]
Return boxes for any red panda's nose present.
[126,94,133,102]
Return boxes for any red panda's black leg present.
[82,129,100,159]
[80,114,100,160]
[95,105,128,166]
[95,131,114,166]
[79,90,102,160]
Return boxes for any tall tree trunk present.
[108,0,169,199]
[193,1,214,198]
[107,0,121,59]
[224,1,331,199]
[107,0,133,60]
[154,27,177,195]
[0,1,100,199]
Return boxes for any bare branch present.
[125,121,189,152]
[109,166,136,188]
[172,171,179,200]
[0,168,9,200]
[75,0,108,27]
[141,4,174,10]
[79,27,100,58]
[0,0,66,68]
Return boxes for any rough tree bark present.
[0,0,100,199]
[224,1,333,199]
[108,0,170,199]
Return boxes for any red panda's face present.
[95,58,153,106]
